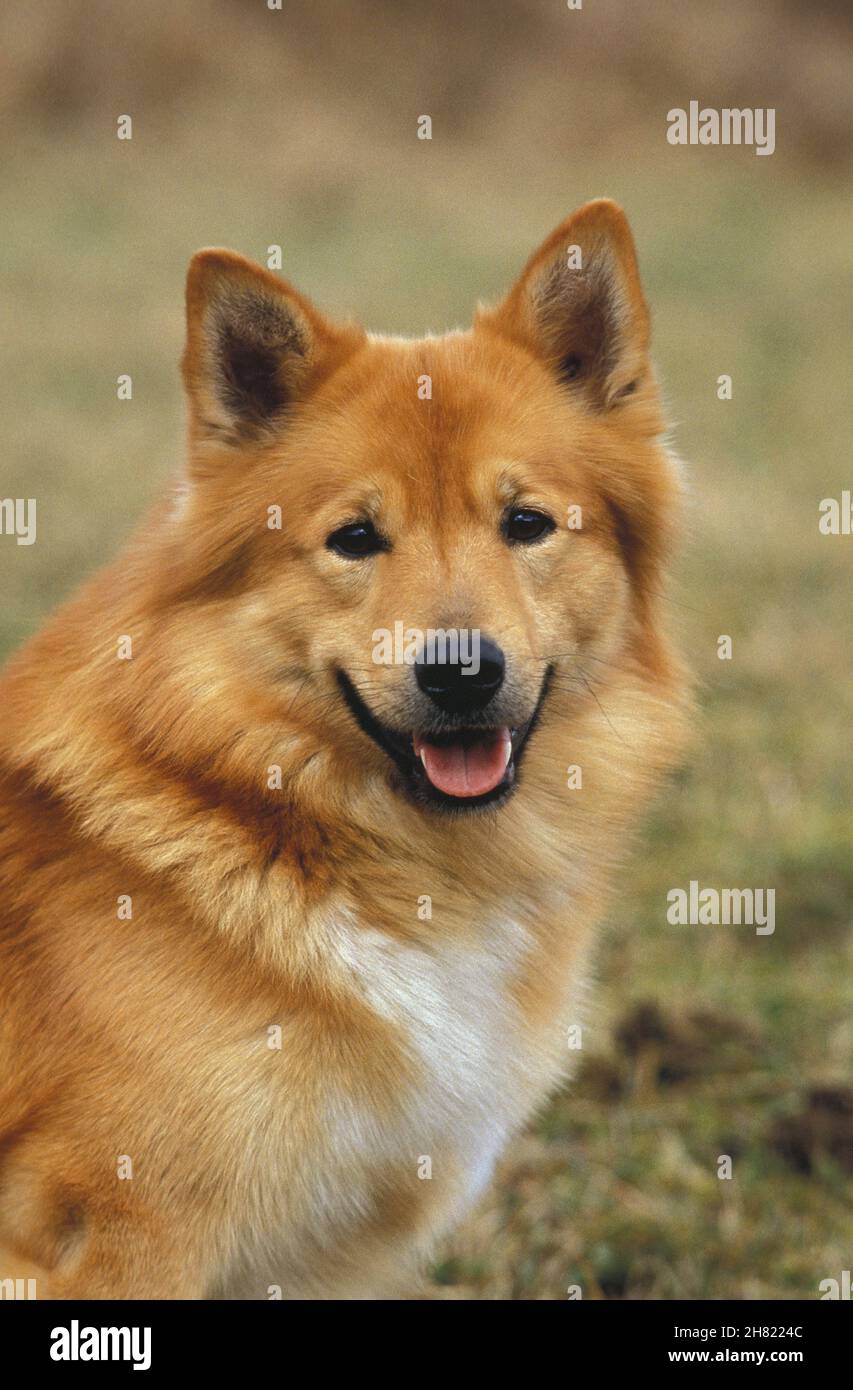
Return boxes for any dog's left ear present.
[482,199,651,409]
[182,249,361,453]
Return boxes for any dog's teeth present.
[419,749,428,768]
[501,737,512,768]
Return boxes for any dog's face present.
[175,201,678,812]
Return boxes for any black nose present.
[415,636,505,715]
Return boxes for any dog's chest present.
[327,909,545,1200]
[220,904,576,1296]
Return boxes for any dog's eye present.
[327,520,386,559]
[503,508,555,544]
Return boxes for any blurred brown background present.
[1,0,850,1298]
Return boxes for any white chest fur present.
[327,907,543,1210]
[218,906,569,1297]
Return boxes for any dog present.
[0,199,688,1299]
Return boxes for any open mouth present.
[413,727,512,798]
[336,667,553,811]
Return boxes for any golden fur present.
[0,200,687,1298]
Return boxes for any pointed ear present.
[483,199,652,410]
[182,249,359,449]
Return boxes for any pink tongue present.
[416,728,511,797]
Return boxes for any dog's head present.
[173,200,679,813]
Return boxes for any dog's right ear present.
[182,249,361,452]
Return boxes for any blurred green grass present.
[0,0,850,1300]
